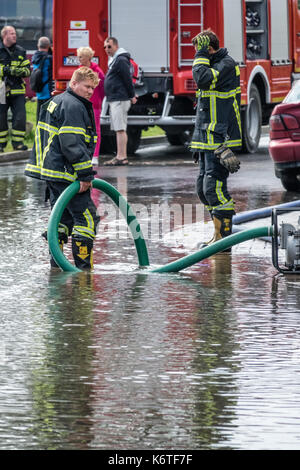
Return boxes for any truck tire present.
[127,128,141,155]
[100,135,116,155]
[242,83,262,154]
[280,172,300,192]
[166,129,192,146]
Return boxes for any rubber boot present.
[42,225,68,269]
[72,236,94,270]
[199,215,232,252]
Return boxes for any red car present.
[269,80,300,191]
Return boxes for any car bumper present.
[269,138,300,163]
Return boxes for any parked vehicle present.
[51,0,300,155]
[269,80,300,191]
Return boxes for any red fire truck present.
[52,0,300,154]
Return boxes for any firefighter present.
[190,29,241,249]
[0,26,31,152]
[24,67,100,270]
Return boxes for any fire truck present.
[52,0,300,154]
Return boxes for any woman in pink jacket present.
[77,46,105,163]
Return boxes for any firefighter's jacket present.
[25,88,97,183]
[0,41,30,95]
[190,47,242,152]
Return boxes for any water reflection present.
[1,163,300,450]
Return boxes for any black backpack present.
[30,54,50,93]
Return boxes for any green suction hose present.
[47,179,150,272]
[151,226,274,273]
[47,180,274,274]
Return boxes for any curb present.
[0,149,31,163]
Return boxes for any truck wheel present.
[166,132,182,145]
[280,172,300,191]
[166,130,192,146]
[127,128,141,155]
[100,135,116,155]
[242,83,262,153]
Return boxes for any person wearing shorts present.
[103,37,137,166]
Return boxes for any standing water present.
[1,159,300,450]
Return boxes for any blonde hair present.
[77,46,95,59]
[70,67,99,87]
[1,25,16,39]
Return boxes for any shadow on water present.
[1,163,300,449]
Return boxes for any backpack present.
[30,54,50,93]
[129,58,144,87]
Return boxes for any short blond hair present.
[1,25,16,39]
[70,66,99,87]
[77,46,95,59]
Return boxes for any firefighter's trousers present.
[47,181,100,242]
[0,94,26,149]
[196,151,235,219]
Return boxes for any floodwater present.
[1,151,300,450]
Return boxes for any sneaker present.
[13,144,28,151]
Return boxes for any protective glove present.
[214,144,240,173]
[192,152,200,164]
[9,66,24,77]
[196,34,210,53]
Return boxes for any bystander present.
[103,36,137,166]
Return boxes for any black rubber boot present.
[72,237,94,270]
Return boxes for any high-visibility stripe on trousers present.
[196,151,235,218]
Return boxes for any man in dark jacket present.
[0,26,31,152]
[32,36,53,122]
[190,29,242,249]
[103,36,137,165]
[25,67,100,270]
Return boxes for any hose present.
[233,200,300,225]
[47,179,150,272]
[151,226,273,273]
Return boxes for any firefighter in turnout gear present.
[25,67,100,269]
[190,29,242,250]
[0,26,31,152]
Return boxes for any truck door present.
[109,0,169,72]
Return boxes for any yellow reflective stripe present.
[226,139,242,147]
[20,59,30,66]
[72,209,96,239]
[42,130,57,162]
[25,163,41,175]
[35,124,42,167]
[40,168,77,182]
[12,129,25,136]
[216,181,228,205]
[190,141,220,150]
[38,121,59,134]
[207,95,217,146]
[235,65,240,76]
[11,136,24,142]
[193,57,210,66]
[201,87,241,99]
[59,126,86,136]
[209,68,219,90]
[0,130,8,136]
[72,161,93,171]
[233,98,242,137]
[10,88,25,95]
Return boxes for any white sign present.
[70,21,86,29]
[68,30,89,49]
